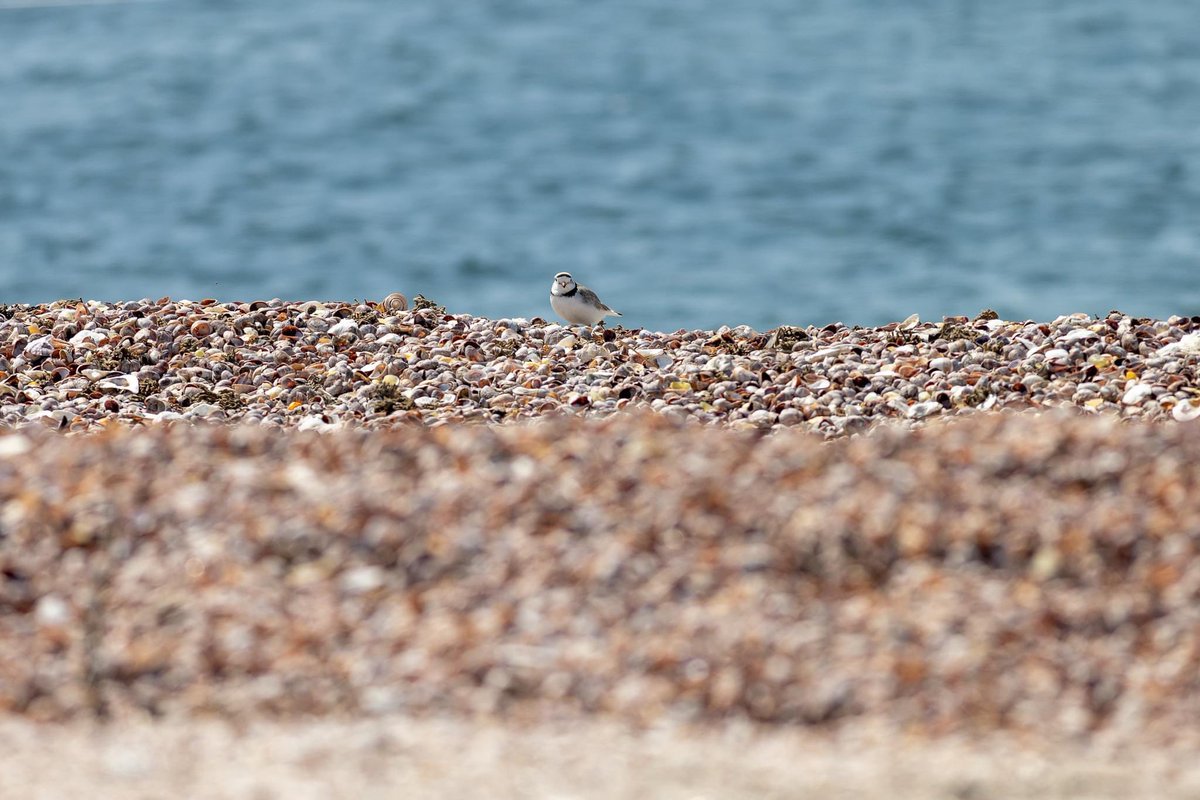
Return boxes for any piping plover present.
[549,272,622,326]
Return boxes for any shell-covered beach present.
[5,297,1200,797]
[3,296,1199,431]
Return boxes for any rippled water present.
[2,0,1199,330]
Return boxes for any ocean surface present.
[2,0,1199,331]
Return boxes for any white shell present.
[1061,328,1099,344]
[1173,400,1200,422]
[907,401,943,420]
[0,436,32,456]
[297,415,338,433]
[1180,333,1200,354]
[576,344,604,363]
[69,329,108,346]
[1159,333,1200,356]
[929,357,954,373]
[806,345,856,362]
[97,374,140,394]
[24,335,55,359]
[1122,383,1154,405]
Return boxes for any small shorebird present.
[549,272,622,326]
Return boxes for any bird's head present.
[552,272,575,294]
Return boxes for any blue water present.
[2,0,1199,330]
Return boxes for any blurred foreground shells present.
[1,412,1200,745]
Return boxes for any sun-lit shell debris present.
[0,299,1196,434]
[1,411,1200,744]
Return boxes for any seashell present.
[328,319,359,337]
[97,374,140,394]
[576,344,604,363]
[381,292,408,313]
[1020,374,1047,391]
[23,335,55,360]
[1122,382,1154,405]
[1061,328,1100,344]
[747,409,777,426]
[1158,333,1200,356]
[703,355,735,375]
[778,407,803,425]
[906,400,943,419]
[297,415,338,432]
[730,366,757,383]
[190,320,213,337]
[187,402,224,418]
[1173,399,1200,422]
[806,345,856,362]
[929,357,954,373]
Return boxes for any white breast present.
[551,291,609,325]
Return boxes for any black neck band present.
[561,285,578,297]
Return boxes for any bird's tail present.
[608,309,623,317]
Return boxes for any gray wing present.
[579,285,621,315]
